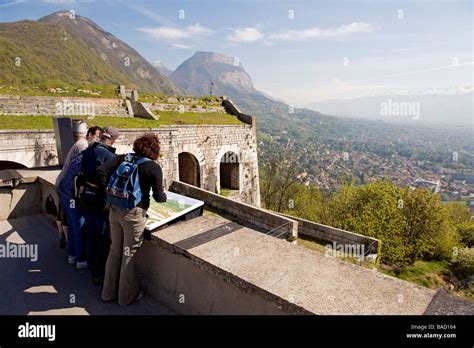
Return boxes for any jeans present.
[83,210,111,279]
[59,191,86,262]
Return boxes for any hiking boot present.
[76,261,88,270]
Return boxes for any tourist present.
[77,126,120,285]
[55,123,102,254]
[59,126,102,269]
[98,133,167,306]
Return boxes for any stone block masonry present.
[170,181,295,237]
[115,125,261,206]
[0,95,129,117]
[0,124,261,206]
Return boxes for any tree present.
[401,188,458,262]
[260,138,301,212]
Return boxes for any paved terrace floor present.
[0,214,175,315]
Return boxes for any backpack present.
[45,194,58,217]
[75,144,115,212]
[76,176,105,212]
[105,153,150,210]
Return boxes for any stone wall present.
[0,130,59,168]
[0,124,261,206]
[170,181,293,237]
[0,95,129,117]
[114,125,261,206]
[280,212,380,258]
[144,102,226,114]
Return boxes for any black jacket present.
[96,154,167,210]
[76,142,117,212]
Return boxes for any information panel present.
[145,191,204,231]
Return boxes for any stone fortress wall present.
[0,93,261,206]
[0,95,129,117]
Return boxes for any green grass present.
[139,94,223,106]
[381,260,451,289]
[219,188,231,197]
[0,112,243,130]
[297,237,329,254]
[0,85,120,98]
[158,111,242,125]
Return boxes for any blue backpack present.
[106,153,150,210]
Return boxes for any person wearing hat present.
[76,126,120,285]
[55,122,102,264]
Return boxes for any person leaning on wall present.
[76,126,120,286]
[54,122,101,254]
[97,133,167,306]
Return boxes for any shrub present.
[457,222,474,247]
[451,247,474,279]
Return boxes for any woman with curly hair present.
[96,133,167,306]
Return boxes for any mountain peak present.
[37,11,180,94]
[191,51,241,67]
[170,51,255,97]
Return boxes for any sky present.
[0,0,473,107]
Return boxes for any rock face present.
[170,52,259,97]
[36,11,180,95]
[152,60,174,77]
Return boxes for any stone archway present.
[215,145,242,194]
[0,161,28,171]
[220,151,240,190]
[174,143,206,188]
[178,152,201,188]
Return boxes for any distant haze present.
[309,91,473,126]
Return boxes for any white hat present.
[73,121,88,135]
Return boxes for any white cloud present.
[0,0,26,8]
[170,43,192,49]
[267,22,375,41]
[387,61,474,77]
[129,5,174,26]
[228,27,264,43]
[137,23,212,41]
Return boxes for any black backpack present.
[75,149,106,212]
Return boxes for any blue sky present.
[1,0,472,107]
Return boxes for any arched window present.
[178,152,200,187]
[220,151,239,190]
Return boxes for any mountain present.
[152,60,173,77]
[0,11,179,94]
[170,51,332,135]
[0,20,133,88]
[170,51,260,97]
[39,11,180,94]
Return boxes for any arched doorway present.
[0,161,27,171]
[178,152,200,187]
[220,151,240,190]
